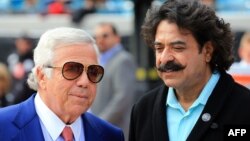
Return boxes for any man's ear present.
[36,67,46,89]
[203,41,214,63]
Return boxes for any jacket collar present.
[152,72,234,141]
[12,94,44,141]
[82,113,103,141]
[152,85,169,141]
[83,112,115,141]
[187,72,234,141]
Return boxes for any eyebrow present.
[169,40,186,46]
[153,40,186,46]
[153,41,164,46]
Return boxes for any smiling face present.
[154,20,213,92]
[37,43,98,123]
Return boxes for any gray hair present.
[27,27,100,90]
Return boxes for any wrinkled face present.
[94,24,119,53]
[38,44,98,123]
[154,20,213,91]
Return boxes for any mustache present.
[157,61,186,72]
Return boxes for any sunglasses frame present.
[44,61,104,83]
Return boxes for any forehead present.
[95,25,113,34]
[53,43,98,65]
[155,20,194,43]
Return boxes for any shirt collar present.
[35,93,84,141]
[99,43,122,67]
[166,72,220,111]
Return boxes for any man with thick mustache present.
[129,0,250,141]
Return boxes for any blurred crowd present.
[0,35,35,107]
[1,0,250,15]
[0,0,134,25]
[0,0,133,14]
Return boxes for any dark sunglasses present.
[45,62,104,83]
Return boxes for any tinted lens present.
[62,62,83,80]
[87,65,104,83]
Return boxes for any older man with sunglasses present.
[0,27,124,141]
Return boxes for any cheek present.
[185,56,206,74]
[155,53,161,66]
[90,85,97,100]
[48,79,72,101]
[53,84,69,103]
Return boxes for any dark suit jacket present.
[129,72,250,141]
[0,95,124,141]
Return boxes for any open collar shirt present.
[166,72,220,141]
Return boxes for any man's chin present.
[162,79,179,88]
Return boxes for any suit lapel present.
[12,95,44,141]
[82,113,103,141]
[187,72,234,141]
[152,85,169,141]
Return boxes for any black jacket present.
[129,72,250,141]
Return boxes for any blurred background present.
[1,0,250,106]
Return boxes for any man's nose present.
[159,48,175,63]
[76,71,89,87]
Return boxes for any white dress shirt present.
[34,93,85,141]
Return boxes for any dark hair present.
[141,0,234,72]
[98,22,118,35]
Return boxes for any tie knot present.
[61,126,73,141]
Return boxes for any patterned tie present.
[61,126,73,141]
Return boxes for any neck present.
[175,71,212,111]
[175,88,201,111]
